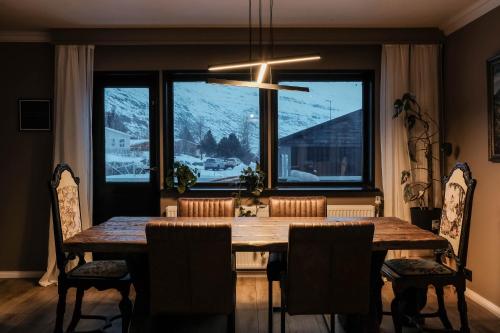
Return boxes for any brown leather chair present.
[146,221,236,332]
[177,197,235,217]
[267,196,327,333]
[280,222,374,333]
[268,196,327,218]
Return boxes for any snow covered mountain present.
[104,81,363,148]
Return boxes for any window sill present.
[162,186,381,198]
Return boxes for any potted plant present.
[393,93,441,231]
[234,162,266,217]
[165,161,199,194]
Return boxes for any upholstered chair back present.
[438,163,476,267]
[177,197,235,217]
[49,164,84,272]
[286,222,374,315]
[146,222,234,316]
[269,196,327,217]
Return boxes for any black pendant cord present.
[269,0,274,83]
[259,0,263,59]
[249,0,253,79]
[270,0,274,59]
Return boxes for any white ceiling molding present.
[440,0,500,35]
[0,30,51,43]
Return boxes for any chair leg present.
[280,285,286,333]
[390,296,403,333]
[54,285,68,333]
[456,286,470,333]
[66,287,84,333]
[228,310,236,333]
[118,285,133,333]
[268,280,273,333]
[330,314,335,333]
[435,286,453,330]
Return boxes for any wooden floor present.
[0,276,499,333]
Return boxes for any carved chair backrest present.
[49,164,83,273]
[438,162,476,269]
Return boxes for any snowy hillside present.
[104,81,362,146]
[105,87,149,140]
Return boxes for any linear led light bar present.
[208,54,321,72]
[206,78,309,92]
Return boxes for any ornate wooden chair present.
[50,164,132,333]
[177,197,235,217]
[382,162,477,333]
[266,196,327,333]
[146,222,236,332]
[279,222,374,333]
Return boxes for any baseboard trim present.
[0,271,44,279]
[236,270,266,278]
[465,288,500,318]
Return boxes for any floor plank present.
[0,277,499,332]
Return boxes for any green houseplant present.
[394,93,441,230]
[166,161,199,194]
[235,162,266,217]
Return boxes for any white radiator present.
[164,204,375,270]
[327,205,375,218]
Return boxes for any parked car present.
[224,158,241,169]
[204,158,226,170]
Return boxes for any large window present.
[274,72,373,187]
[167,74,264,184]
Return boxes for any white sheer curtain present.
[380,44,441,258]
[39,45,94,286]
[380,45,412,222]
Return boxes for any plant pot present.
[410,207,441,232]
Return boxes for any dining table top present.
[63,216,448,253]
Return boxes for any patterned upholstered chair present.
[177,197,235,217]
[280,222,374,333]
[266,196,327,333]
[382,162,476,333]
[50,164,132,333]
[146,222,236,332]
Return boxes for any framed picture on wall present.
[18,99,52,131]
[487,55,500,162]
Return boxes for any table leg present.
[338,250,387,333]
[126,254,150,333]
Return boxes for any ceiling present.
[0,0,483,31]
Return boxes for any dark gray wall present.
[0,43,54,271]
[444,6,500,306]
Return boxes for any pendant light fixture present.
[207,0,320,92]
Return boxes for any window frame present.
[270,70,375,189]
[163,71,268,189]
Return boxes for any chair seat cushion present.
[384,258,454,277]
[68,260,129,279]
[266,252,287,281]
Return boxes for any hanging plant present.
[166,162,199,194]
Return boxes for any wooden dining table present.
[64,216,448,333]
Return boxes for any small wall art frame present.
[18,99,52,131]
[487,55,500,161]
